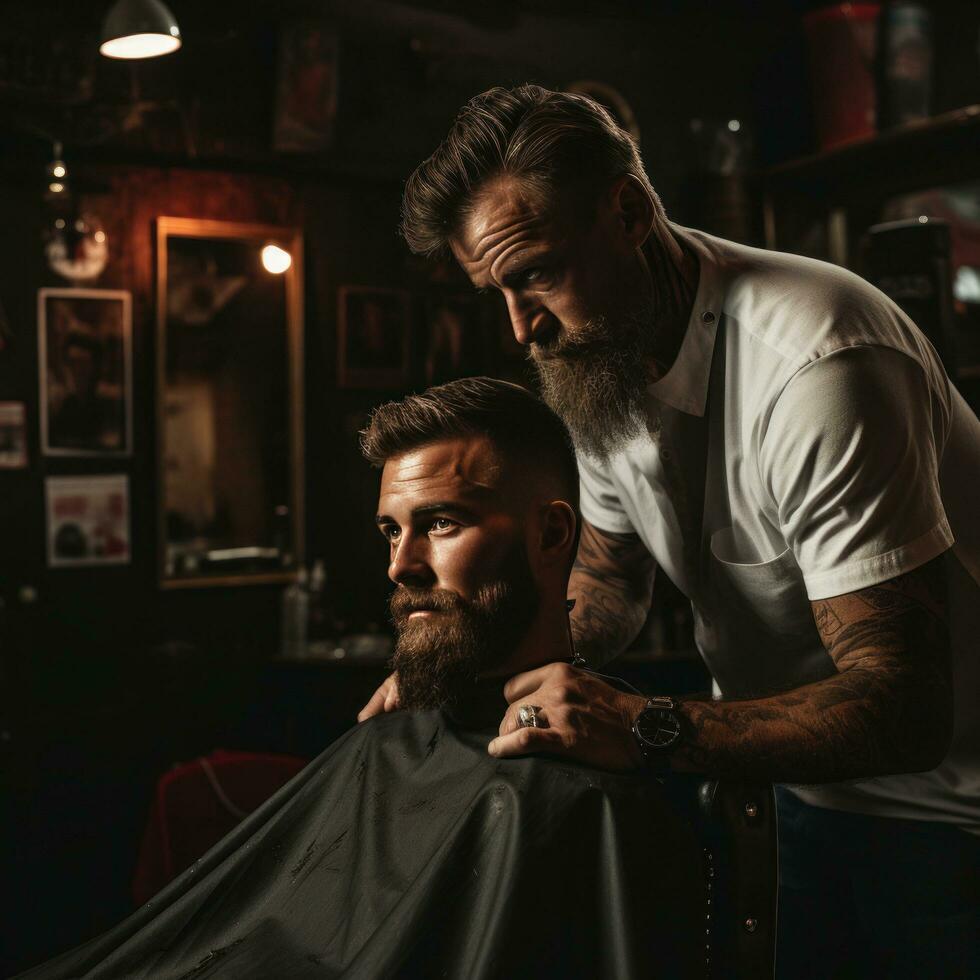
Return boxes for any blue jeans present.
[775,787,980,980]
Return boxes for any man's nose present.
[387,535,434,588]
[504,293,553,347]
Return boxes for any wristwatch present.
[632,696,684,770]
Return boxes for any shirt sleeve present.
[760,345,953,600]
[577,452,636,535]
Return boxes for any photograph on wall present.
[423,293,490,386]
[273,22,339,153]
[45,474,130,567]
[337,286,411,388]
[39,288,132,456]
[0,401,28,469]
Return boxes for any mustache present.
[530,321,606,362]
[389,587,466,622]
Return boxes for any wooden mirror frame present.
[155,217,305,589]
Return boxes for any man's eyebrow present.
[411,502,481,519]
[374,502,482,526]
[500,250,551,283]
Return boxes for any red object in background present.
[804,3,881,150]
[132,749,308,906]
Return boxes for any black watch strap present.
[633,696,683,772]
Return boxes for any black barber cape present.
[20,689,706,979]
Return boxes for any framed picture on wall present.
[39,288,132,456]
[337,286,411,389]
[422,293,491,386]
[273,22,338,153]
[45,474,131,567]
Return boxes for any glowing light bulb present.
[261,244,292,274]
[728,119,741,132]
[48,182,65,194]
[100,33,181,59]
[52,163,66,178]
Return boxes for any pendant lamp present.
[100,0,182,60]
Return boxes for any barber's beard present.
[533,301,661,462]
[388,546,539,711]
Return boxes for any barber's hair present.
[361,376,579,511]
[401,83,664,258]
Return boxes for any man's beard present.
[533,302,660,462]
[388,544,539,711]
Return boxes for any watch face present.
[635,707,682,750]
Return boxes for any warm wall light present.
[100,0,182,60]
[261,244,292,274]
[47,141,68,182]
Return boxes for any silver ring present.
[517,704,542,729]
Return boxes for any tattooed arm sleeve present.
[672,555,954,783]
[567,518,657,667]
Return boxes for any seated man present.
[21,378,708,980]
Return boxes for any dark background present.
[2,0,980,973]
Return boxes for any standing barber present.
[362,85,980,978]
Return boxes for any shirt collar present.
[646,224,726,418]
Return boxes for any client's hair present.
[360,376,579,511]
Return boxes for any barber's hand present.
[489,663,647,771]
[357,672,401,722]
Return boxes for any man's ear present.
[607,174,654,248]
[537,501,578,564]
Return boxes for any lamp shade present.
[100,0,182,60]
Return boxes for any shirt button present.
[701,311,715,324]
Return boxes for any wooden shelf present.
[765,104,980,202]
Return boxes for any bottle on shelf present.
[307,559,330,645]
[280,566,309,659]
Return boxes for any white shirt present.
[579,226,980,832]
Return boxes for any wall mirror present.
[156,217,304,588]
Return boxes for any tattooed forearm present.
[811,600,842,636]
[673,556,953,783]
[567,520,656,666]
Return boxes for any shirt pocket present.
[700,528,835,698]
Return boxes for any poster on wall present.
[273,22,338,153]
[337,286,411,388]
[45,474,130,567]
[423,294,489,386]
[0,401,28,469]
[38,288,132,456]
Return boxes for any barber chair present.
[685,778,778,979]
[131,749,308,906]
